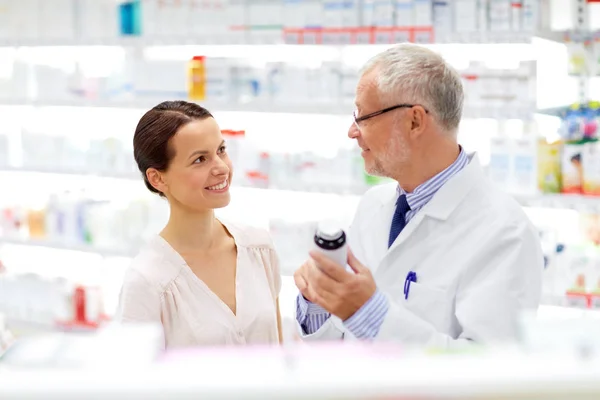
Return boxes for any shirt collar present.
[397,147,469,210]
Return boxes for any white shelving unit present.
[2,346,600,399]
[0,237,137,259]
[2,166,599,209]
[0,167,369,195]
[0,99,536,120]
[0,31,536,47]
[0,98,355,116]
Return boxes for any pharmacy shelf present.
[0,238,298,277]
[536,105,568,117]
[4,167,600,208]
[0,31,536,48]
[516,193,600,211]
[436,31,534,44]
[0,36,232,47]
[0,98,354,116]
[0,99,535,120]
[0,237,137,258]
[0,166,140,181]
[540,293,600,317]
[541,293,591,310]
[536,29,598,44]
[0,167,368,196]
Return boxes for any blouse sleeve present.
[268,247,282,299]
[116,268,162,323]
[251,245,282,302]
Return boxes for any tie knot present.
[396,194,411,214]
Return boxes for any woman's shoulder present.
[126,236,183,291]
[220,219,275,250]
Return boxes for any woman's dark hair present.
[133,100,213,196]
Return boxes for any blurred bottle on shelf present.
[487,126,538,197]
[0,272,107,338]
[118,0,142,36]
[0,134,8,168]
[537,139,562,194]
[0,190,161,254]
[0,207,26,239]
[485,101,600,198]
[539,222,600,310]
[26,208,46,240]
[540,102,600,196]
[188,56,207,101]
[0,313,14,356]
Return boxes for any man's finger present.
[347,248,368,274]
[295,271,315,302]
[306,261,340,295]
[301,282,322,305]
[294,271,308,291]
[309,251,350,283]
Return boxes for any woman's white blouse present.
[116,220,282,349]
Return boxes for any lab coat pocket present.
[403,283,449,330]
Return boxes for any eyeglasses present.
[353,103,429,127]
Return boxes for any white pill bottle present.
[312,221,348,266]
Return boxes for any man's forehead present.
[355,73,378,105]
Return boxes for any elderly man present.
[294,44,543,347]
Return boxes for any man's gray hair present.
[361,44,464,132]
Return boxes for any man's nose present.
[348,121,360,139]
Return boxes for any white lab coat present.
[297,153,543,348]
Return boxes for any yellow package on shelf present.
[536,138,562,194]
[583,139,600,196]
[188,56,206,101]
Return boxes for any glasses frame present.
[353,103,429,128]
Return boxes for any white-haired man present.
[294,44,543,347]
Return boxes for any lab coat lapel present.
[386,211,426,254]
[358,184,397,276]
[368,197,395,275]
[378,154,484,271]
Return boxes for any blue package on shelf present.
[119,1,142,36]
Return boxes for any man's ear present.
[410,106,428,138]
[147,168,167,194]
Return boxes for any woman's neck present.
[160,205,221,252]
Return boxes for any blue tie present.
[388,194,411,248]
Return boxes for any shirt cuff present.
[296,293,309,323]
[343,289,389,340]
[296,294,330,335]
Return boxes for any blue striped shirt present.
[296,148,469,339]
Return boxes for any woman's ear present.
[147,168,167,194]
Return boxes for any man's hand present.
[294,249,376,321]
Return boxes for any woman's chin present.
[210,194,232,209]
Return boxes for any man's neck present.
[395,143,461,193]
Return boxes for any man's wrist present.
[343,289,389,339]
[296,293,331,335]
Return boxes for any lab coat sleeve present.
[375,219,543,348]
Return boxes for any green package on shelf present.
[355,156,393,186]
[364,173,392,186]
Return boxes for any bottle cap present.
[316,221,344,241]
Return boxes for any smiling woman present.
[117,100,283,350]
